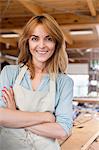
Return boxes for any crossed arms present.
[0,87,67,140]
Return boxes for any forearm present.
[0,108,54,128]
[26,122,68,140]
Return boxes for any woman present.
[0,14,73,150]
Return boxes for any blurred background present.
[0,1,99,149]
[0,0,99,98]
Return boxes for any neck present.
[32,61,46,74]
[35,67,43,74]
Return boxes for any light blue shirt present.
[0,65,74,135]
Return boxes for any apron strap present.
[14,65,28,85]
[49,74,56,112]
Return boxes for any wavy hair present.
[18,13,68,79]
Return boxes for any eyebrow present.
[30,35,38,38]
[46,35,52,38]
[30,35,52,38]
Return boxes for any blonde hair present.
[18,13,68,79]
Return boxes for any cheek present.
[28,41,36,52]
[48,45,55,58]
[51,47,55,56]
[28,41,32,50]
[49,43,55,52]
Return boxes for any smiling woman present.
[0,14,74,150]
[28,24,56,68]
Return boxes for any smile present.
[36,50,48,54]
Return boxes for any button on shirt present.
[0,65,74,136]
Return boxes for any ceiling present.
[0,0,99,64]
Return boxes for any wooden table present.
[61,113,99,150]
[73,97,99,104]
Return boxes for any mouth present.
[36,50,48,54]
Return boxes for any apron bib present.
[0,65,60,150]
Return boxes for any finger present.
[3,87,13,101]
[2,95,8,105]
[2,90,10,102]
[2,88,16,110]
[2,90,14,108]
[9,86,14,97]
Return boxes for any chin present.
[38,59,47,63]
[38,58,49,62]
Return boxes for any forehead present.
[31,24,49,36]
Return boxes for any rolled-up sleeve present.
[0,66,8,107]
[55,76,74,136]
[0,65,17,107]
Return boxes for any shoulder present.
[0,64,24,88]
[1,64,20,76]
[56,73,74,86]
[2,64,20,71]
[56,73,74,95]
[0,64,22,84]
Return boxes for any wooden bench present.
[60,113,99,150]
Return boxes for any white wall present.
[67,63,88,75]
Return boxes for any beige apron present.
[0,66,60,150]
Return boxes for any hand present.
[44,112,55,123]
[25,112,56,133]
[2,86,16,110]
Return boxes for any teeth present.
[36,50,48,54]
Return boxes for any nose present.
[39,39,45,48]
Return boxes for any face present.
[28,24,56,67]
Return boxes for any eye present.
[46,36,53,42]
[31,37,38,41]
[30,36,38,41]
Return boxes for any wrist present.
[43,112,55,123]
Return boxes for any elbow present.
[59,129,72,141]
[59,132,68,141]
[0,108,4,125]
